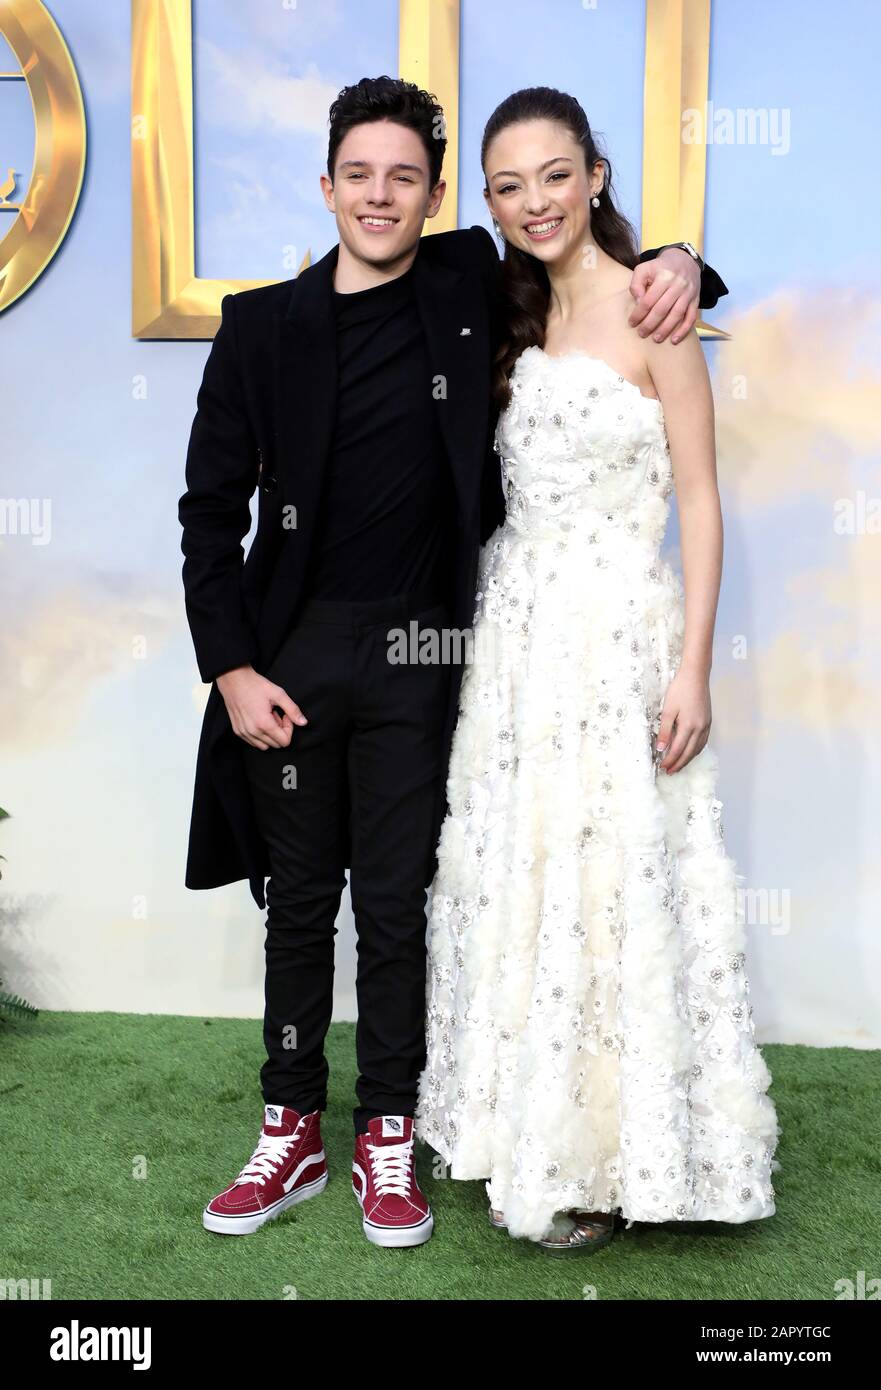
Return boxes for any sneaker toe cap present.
[206,1184,262,1216]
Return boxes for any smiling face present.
[320,118,446,273]
[483,118,604,268]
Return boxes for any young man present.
[178,76,726,1248]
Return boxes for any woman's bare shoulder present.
[596,282,654,367]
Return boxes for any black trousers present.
[242,588,453,1134]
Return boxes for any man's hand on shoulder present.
[628,247,701,344]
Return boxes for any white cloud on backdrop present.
[713,291,881,508]
[196,40,341,137]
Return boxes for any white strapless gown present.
[414,345,781,1241]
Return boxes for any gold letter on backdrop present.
[131,0,280,339]
[0,0,86,315]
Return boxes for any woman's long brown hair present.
[481,87,640,410]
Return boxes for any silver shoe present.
[539,1211,616,1256]
[488,1206,616,1253]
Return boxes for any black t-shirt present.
[300,262,456,601]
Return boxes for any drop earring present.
[591,192,600,208]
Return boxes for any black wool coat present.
[178,228,726,910]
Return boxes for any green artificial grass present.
[0,1013,878,1300]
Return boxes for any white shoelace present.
[367,1138,413,1197]
[235,1126,300,1187]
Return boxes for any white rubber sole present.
[202,1167,328,1235]
[353,1182,434,1247]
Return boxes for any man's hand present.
[628,248,701,344]
[216,665,308,750]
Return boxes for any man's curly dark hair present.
[327,75,446,187]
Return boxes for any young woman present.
[414,88,780,1254]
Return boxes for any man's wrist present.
[660,241,704,272]
[638,244,727,311]
[639,242,705,272]
[216,663,254,689]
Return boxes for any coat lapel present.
[411,249,488,532]
[272,242,339,528]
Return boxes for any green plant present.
[0,805,38,1022]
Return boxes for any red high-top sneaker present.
[352,1115,433,1247]
[202,1104,327,1235]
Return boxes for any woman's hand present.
[654,665,712,774]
